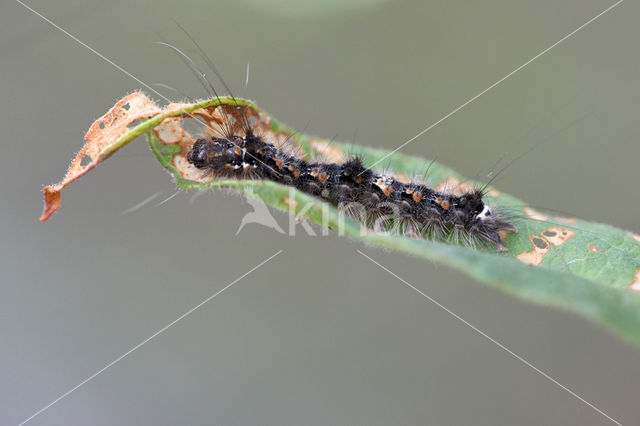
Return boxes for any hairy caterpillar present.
[186,111,517,251]
[84,26,633,263]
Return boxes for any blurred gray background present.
[2,0,639,424]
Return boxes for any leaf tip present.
[40,185,61,222]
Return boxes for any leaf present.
[39,92,255,221]
[41,93,640,347]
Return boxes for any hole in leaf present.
[532,236,549,250]
[80,155,92,167]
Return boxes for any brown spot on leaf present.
[283,197,298,208]
[154,117,186,144]
[541,227,575,246]
[531,235,550,250]
[629,270,640,292]
[497,229,510,242]
[435,177,475,196]
[523,207,549,222]
[523,207,579,225]
[516,235,551,266]
[173,155,207,182]
[393,173,410,183]
[555,216,580,224]
[310,140,344,163]
[434,176,500,197]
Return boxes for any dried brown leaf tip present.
[40,92,161,221]
[40,91,298,221]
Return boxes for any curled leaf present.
[40,92,161,221]
[41,94,640,348]
[40,92,264,220]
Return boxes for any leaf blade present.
[41,93,640,346]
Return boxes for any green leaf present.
[145,97,640,347]
[41,92,640,347]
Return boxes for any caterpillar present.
[186,114,517,252]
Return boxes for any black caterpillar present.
[187,128,517,251]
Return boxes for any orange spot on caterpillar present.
[516,235,551,266]
[540,227,575,246]
[292,170,301,179]
[412,192,423,203]
[375,177,394,196]
[629,270,640,292]
[317,172,328,184]
[435,198,450,210]
[589,245,599,253]
[234,147,242,156]
[404,188,414,195]
[355,176,363,184]
[275,159,284,169]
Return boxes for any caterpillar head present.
[188,137,236,169]
[457,190,517,252]
[470,204,517,252]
